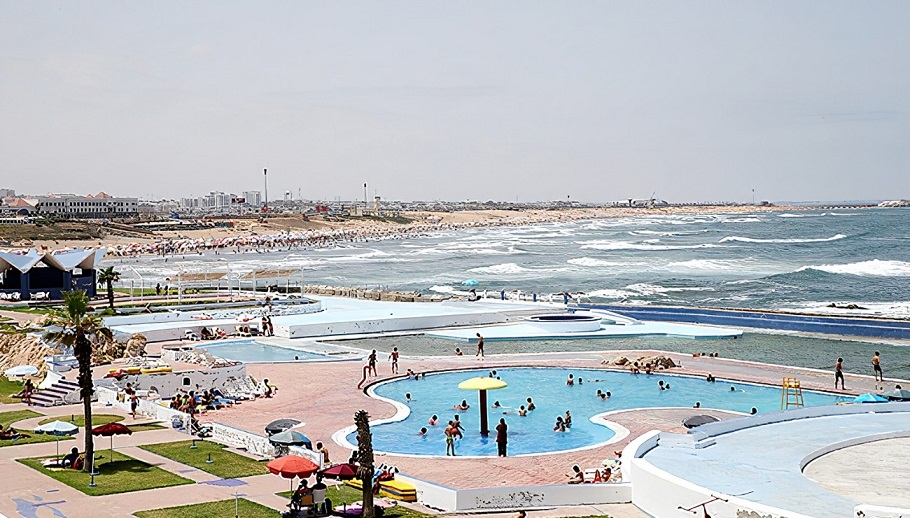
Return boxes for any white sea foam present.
[777,213,817,218]
[720,217,763,223]
[429,285,471,295]
[828,212,860,216]
[797,259,910,277]
[719,234,847,244]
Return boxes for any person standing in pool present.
[835,357,846,390]
[872,352,883,383]
[389,347,400,375]
[526,397,536,411]
[496,418,508,457]
[475,333,484,359]
[445,422,457,456]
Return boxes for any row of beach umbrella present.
[34,420,132,462]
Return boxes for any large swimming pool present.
[200,341,330,363]
[351,367,842,457]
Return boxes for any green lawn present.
[140,440,269,479]
[0,376,25,404]
[19,450,193,496]
[134,498,279,518]
[277,486,432,517]
[0,409,69,447]
[37,413,165,432]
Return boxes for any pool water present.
[352,367,842,457]
[200,341,329,363]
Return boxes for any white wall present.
[855,504,910,518]
[110,364,247,398]
[393,474,630,512]
[281,312,507,339]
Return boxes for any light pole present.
[263,168,269,213]
[363,183,367,211]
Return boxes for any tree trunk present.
[354,410,374,518]
[76,329,95,472]
[107,281,114,310]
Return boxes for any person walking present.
[496,418,508,457]
[389,347,399,375]
[835,357,846,390]
[368,350,378,376]
[475,333,484,359]
[872,351,883,383]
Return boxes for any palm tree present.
[354,410,375,518]
[47,290,111,472]
[97,266,121,310]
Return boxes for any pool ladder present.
[781,377,804,410]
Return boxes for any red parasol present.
[268,455,319,490]
[92,422,133,463]
[320,463,357,480]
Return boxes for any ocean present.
[112,208,910,319]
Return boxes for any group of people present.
[835,352,885,390]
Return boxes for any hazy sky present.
[1,2,908,203]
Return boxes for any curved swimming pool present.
[351,367,841,457]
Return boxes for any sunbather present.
[566,465,584,484]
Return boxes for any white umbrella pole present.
[56,436,60,461]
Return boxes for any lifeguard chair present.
[781,377,804,410]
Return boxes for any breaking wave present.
[719,234,846,244]
[796,259,910,277]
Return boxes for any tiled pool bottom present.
[349,367,842,457]
[199,340,337,363]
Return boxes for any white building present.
[242,191,262,207]
[33,192,139,219]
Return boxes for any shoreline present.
[5,204,819,253]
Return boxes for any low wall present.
[580,304,910,339]
[96,386,192,431]
[855,504,910,518]
[394,474,630,512]
[207,422,322,464]
[280,312,507,339]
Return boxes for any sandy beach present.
[10,205,813,253]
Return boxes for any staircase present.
[29,379,80,407]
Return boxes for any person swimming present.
[566,374,574,386]
[517,405,527,416]
[597,389,607,401]
[564,410,572,427]
[491,401,502,409]
[455,348,463,356]
[658,380,665,391]
[429,414,438,425]
[693,401,701,408]
[526,397,536,411]
[418,427,428,436]
[406,392,413,403]
[453,399,470,411]
[706,373,716,382]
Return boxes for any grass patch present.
[18,450,193,496]
[39,413,123,427]
[140,440,268,479]
[134,498,280,518]
[0,376,25,404]
[276,486,433,517]
[0,409,69,447]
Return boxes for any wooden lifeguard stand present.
[781,377,804,410]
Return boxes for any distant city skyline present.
[1,1,908,203]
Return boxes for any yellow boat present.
[345,477,416,502]
[140,367,173,374]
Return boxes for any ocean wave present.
[777,213,818,218]
[588,288,635,299]
[578,240,721,251]
[567,257,628,268]
[666,259,751,271]
[719,234,846,244]
[429,285,471,295]
[720,217,763,223]
[796,259,910,277]
[627,230,710,237]
[623,283,715,296]
[828,212,860,216]
[468,263,533,274]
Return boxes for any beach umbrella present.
[92,422,133,463]
[267,455,319,491]
[853,393,889,403]
[4,365,38,377]
[265,418,302,436]
[269,430,312,449]
[34,420,78,460]
[320,463,358,513]
[458,377,508,435]
[682,415,720,429]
